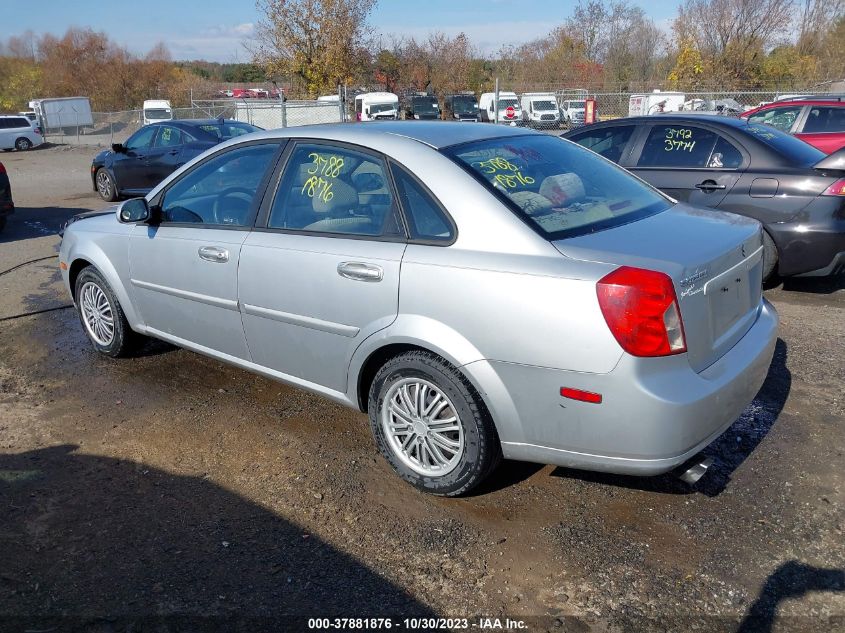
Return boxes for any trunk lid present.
[553,205,764,373]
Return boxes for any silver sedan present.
[59,122,778,496]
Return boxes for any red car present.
[741,98,845,154]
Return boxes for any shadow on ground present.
[736,561,845,633]
[548,338,791,497]
[0,445,436,629]
[778,274,845,295]
[0,206,92,245]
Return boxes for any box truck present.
[628,91,686,116]
[29,97,94,133]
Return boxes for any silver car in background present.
[59,123,778,496]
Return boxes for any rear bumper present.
[478,299,778,476]
[767,196,845,276]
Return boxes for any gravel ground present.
[0,145,843,633]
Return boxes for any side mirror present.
[112,143,125,153]
[117,198,150,223]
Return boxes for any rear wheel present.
[369,351,501,496]
[762,230,778,282]
[14,137,32,151]
[74,267,142,357]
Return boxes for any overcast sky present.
[0,1,682,62]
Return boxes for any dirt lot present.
[1,144,843,632]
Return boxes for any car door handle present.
[198,246,229,263]
[337,261,383,282]
[695,180,727,191]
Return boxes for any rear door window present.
[566,125,636,163]
[268,143,403,238]
[636,125,718,168]
[802,107,845,133]
[153,126,183,147]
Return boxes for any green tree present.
[252,0,377,97]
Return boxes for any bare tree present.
[251,0,377,97]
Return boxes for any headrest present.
[539,173,585,206]
[313,178,358,214]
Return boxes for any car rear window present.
[743,122,825,167]
[0,117,30,129]
[443,134,670,239]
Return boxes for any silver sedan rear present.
[59,122,777,495]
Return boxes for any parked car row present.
[353,90,586,128]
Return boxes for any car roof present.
[237,121,540,150]
[601,114,753,128]
[756,99,845,108]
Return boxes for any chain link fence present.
[40,89,825,145]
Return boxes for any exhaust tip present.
[677,456,714,486]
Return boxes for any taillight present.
[0,162,6,175]
[823,178,845,196]
[34,127,42,135]
[596,266,687,357]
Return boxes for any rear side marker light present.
[823,178,845,196]
[597,266,687,357]
[561,387,602,404]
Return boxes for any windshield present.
[497,98,518,110]
[444,135,670,239]
[370,103,396,114]
[744,122,825,167]
[453,96,478,112]
[145,108,171,120]
[534,100,558,111]
[198,122,262,141]
[412,97,438,114]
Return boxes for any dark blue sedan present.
[90,119,262,201]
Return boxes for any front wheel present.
[15,137,32,151]
[369,351,501,496]
[96,168,118,202]
[75,267,142,357]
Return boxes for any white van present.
[142,99,173,126]
[354,92,399,121]
[560,99,588,126]
[479,91,522,125]
[520,93,560,128]
[628,91,686,116]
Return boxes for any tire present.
[14,137,32,151]
[74,267,142,357]
[368,351,501,496]
[762,230,778,282]
[95,168,119,202]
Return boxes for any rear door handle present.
[337,261,383,282]
[198,246,229,263]
[695,180,727,191]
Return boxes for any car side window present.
[706,137,743,169]
[636,125,718,168]
[159,143,278,226]
[124,127,157,151]
[268,143,403,238]
[747,106,802,132]
[567,125,635,163]
[803,107,845,133]
[391,165,454,242]
[154,126,183,147]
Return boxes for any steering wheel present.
[212,187,254,225]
